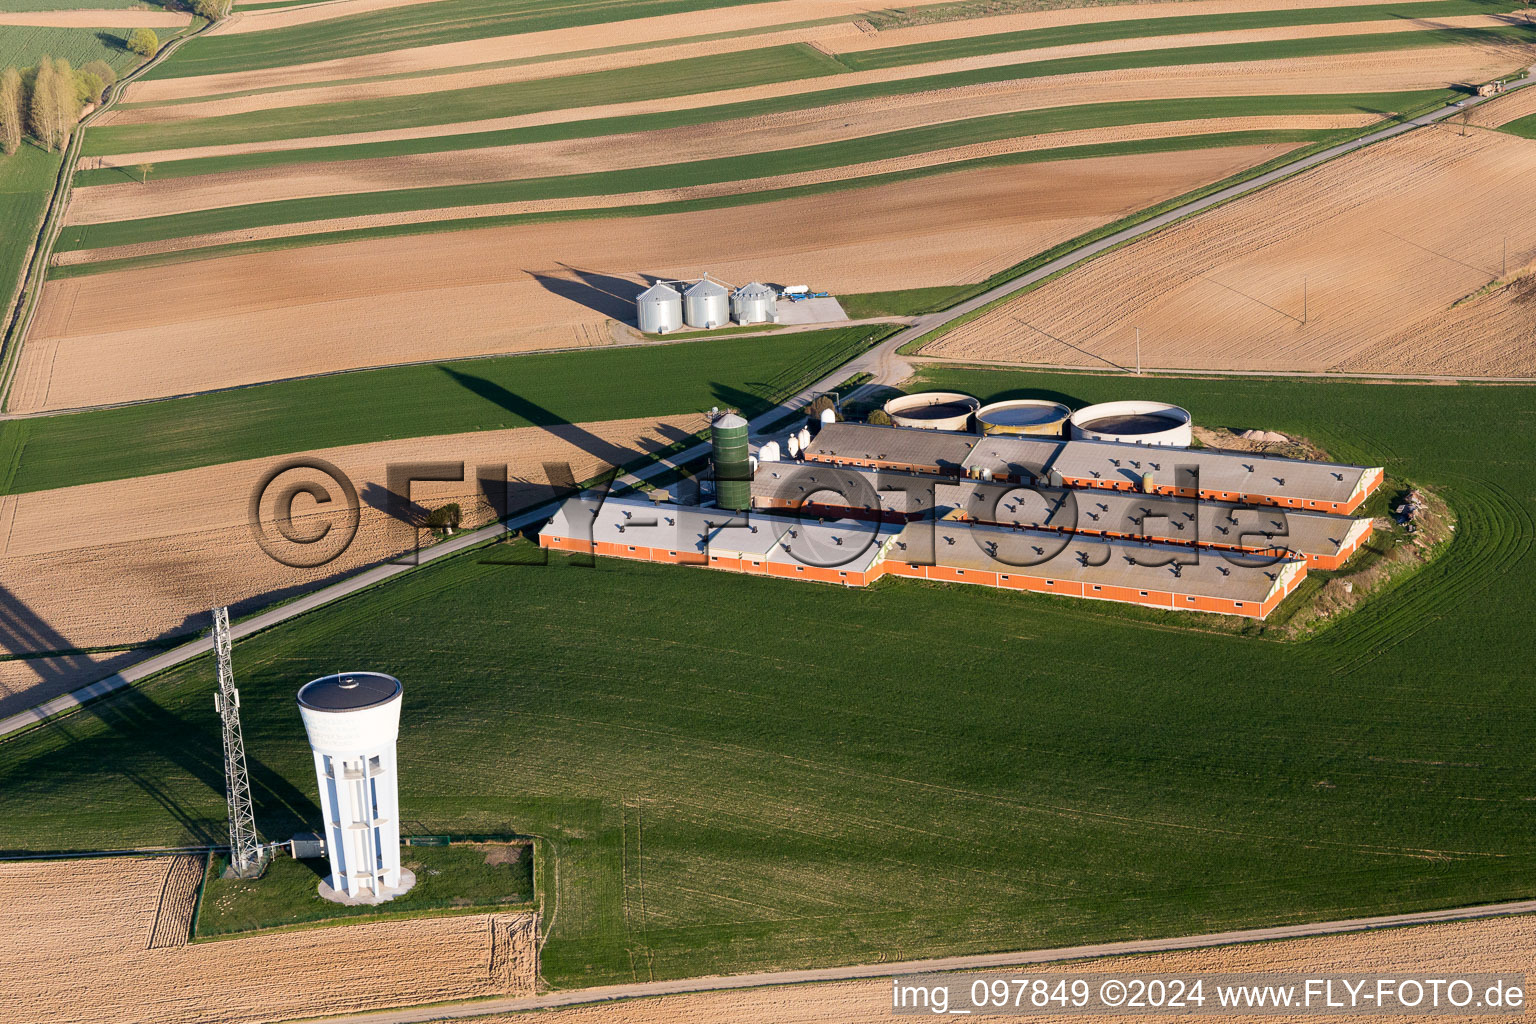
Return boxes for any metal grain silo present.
[637,282,683,334]
[711,412,751,511]
[731,281,778,325]
[684,277,730,329]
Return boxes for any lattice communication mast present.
[213,607,263,877]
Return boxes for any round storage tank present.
[711,412,751,511]
[732,281,778,325]
[684,277,730,329]
[1069,400,1192,447]
[883,391,980,432]
[636,282,683,334]
[975,399,1072,437]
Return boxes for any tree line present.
[0,57,120,157]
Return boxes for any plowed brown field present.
[23,146,1281,411]
[111,9,1520,129]
[926,126,1536,376]
[0,414,702,713]
[0,854,537,1024]
[66,109,1371,226]
[494,913,1536,1024]
[123,0,893,104]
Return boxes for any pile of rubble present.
[1395,489,1428,534]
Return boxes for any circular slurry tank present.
[976,399,1072,437]
[1069,400,1193,447]
[883,391,980,432]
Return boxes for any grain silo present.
[297,672,413,904]
[684,277,730,329]
[711,412,751,511]
[636,282,683,334]
[731,282,778,325]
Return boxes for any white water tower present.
[296,672,413,904]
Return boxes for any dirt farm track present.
[0,854,537,1024]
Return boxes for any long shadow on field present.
[527,265,654,323]
[439,365,664,470]
[0,584,151,719]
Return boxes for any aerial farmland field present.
[0,0,1533,1020]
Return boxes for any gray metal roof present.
[933,479,1370,559]
[714,412,747,430]
[542,494,895,573]
[804,421,978,472]
[736,281,775,298]
[894,520,1295,604]
[298,672,401,713]
[637,282,680,301]
[819,424,1375,505]
[684,277,729,298]
[1047,439,1373,504]
[752,464,938,517]
[960,435,1065,481]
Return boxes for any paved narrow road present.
[1,78,1528,741]
[303,899,1536,1023]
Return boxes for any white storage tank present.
[684,277,730,329]
[297,672,414,905]
[1069,400,1193,447]
[731,281,778,325]
[637,282,683,334]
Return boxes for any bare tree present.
[27,57,55,150]
[0,67,22,156]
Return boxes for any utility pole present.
[214,607,263,878]
[1504,235,1508,278]
[1135,327,1141,375]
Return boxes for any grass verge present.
[194,843,533,938]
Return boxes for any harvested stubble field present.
[502,914,1536,1023]
[0,854,537,1024]
[926,125,1536,376]
[17,146,1275,411]
[0,414,703,713]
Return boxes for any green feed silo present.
[711,412,751,511]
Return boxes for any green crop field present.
[0,146,62,330]
[140,0,786,79]
[0,371,1529,987]
[59,92,1440,253]
[0,325,889,494]
[835,0,1521,71]
[1503,111,1536,138]
[0,25,150,73]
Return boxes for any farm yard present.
[1,371,1532,991]
[0,854,537,1024]
[0,0,1535,1015]
[924,87,1536,377]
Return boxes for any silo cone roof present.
[638,281,680,301]
[737,282,775,298]
[685,278,729,298]
[714,412,748,430]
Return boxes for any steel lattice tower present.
[213,607,263,877]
